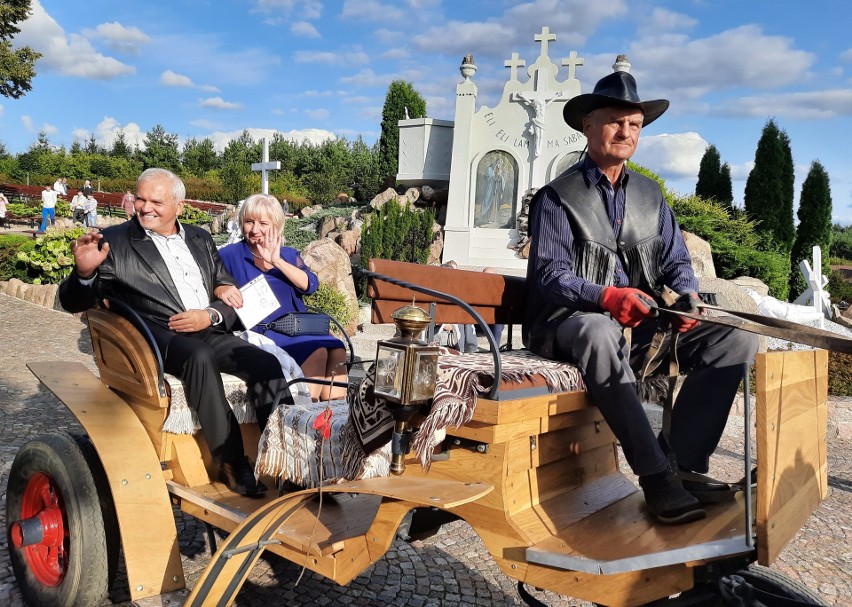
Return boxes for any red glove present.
[670,291,702,333]
[600,287,657,327]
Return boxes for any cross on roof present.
[251,138,281,195]
[504,52,526,82]
[534,26,557,57]
[561,50,585,80]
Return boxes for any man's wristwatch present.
[206,307,222,327]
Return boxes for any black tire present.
[730,564,829,606]
[6,432,118,607]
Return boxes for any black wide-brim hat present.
[563,71,669,132]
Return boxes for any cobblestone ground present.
[1,293,850,606]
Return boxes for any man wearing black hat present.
[523,66,758,525]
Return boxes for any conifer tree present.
[743,119,795,253]
[695,145,734,209]
[789,161,832,298]
[377,80,426,187]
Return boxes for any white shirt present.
[53,180,66,195]
[145,223,210,312]
[41,189,57,209]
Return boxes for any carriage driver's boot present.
[639,468,706,525]
[219,456,267,497]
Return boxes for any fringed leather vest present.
[547,166,663,292]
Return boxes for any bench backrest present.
[367,259,527,326]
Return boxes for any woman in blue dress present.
[218,194,347,401]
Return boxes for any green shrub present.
[828,269,852,304]
[179,204,210,226]
[0,235,35,281]
[670,194,790,299]
[16,225,88,284]
[304,282,356,331]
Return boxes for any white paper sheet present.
[235,274,281,329]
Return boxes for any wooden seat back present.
[367,258,526,326]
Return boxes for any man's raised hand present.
[70,232,109,279]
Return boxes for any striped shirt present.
[529,156,697,312]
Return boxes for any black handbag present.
[264,312,331,336]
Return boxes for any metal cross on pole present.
[251,138,281,195]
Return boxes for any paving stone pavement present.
[1,292,850,607]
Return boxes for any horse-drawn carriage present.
[6,259,833,606]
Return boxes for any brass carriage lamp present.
[373,303,439,475]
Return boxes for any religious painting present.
[474,151,518,229]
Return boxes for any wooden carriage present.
[8,259,830,607]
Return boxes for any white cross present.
[534,26,556,57]
[793,245,831,320]
[251,138,281,195]
[504,52,526,82]
[561,50,585,80]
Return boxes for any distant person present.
[39,184,57,231]
[53,177,68,197]
[0,192,7,228]
[70,191,87,224]
[81,179,94,197]
[85,194,98,227]
[121,189,135,218]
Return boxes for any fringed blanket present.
[255,399,391,488]
[162,373,255,434]
[411,349,585,470]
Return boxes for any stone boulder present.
[317,216,337,239]
[299,205,322,218]
[698,276,767,352]
[730,276,770,298]
[337,229,361,256]
[300,238,359,335]
[427,229,444,266]
[369,188,397,211]
[682,231,716,279]
[421,185,449,206]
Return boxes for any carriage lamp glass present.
[373,303,439,475]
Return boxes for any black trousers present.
[148,323,289,464]
[553,313,759,477]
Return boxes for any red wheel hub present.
[10,472,68,587]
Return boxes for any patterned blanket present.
[160,348,586,482]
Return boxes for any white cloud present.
[341,0,405,22]
[190,119,224,130]
[83,22,150,54]
[718,89,852,120]
[204,127,335,151]
[160,70,220,92]
[635,25,816,96]
[300,90,333,97]
[632,131,709,181]
[841,49,852,63]
[339,68,396,88]
[199,97,243,110]
[382,48,409,60]
[291,21,320,38]
[305,108,330,119]
[16,1,134,79]
[294,49,370,65]
[21,115,33,132]
[41,123,58,135]
[72,117,145,150]
[251,0,322,19]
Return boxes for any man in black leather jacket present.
[60,168,287,496]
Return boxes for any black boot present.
[219,456,267,496]
[639,468,706,525]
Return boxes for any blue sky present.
[4,0,852,224]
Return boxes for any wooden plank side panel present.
[472,391,592,425]
[755,350,828,566]
[27,362,184,601]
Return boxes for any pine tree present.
[743,119,795,253]
[139,124,181,171]
[695,145,722,201]
[377,80,426,185]
[789,161,832,298]
[719,162,733,208]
